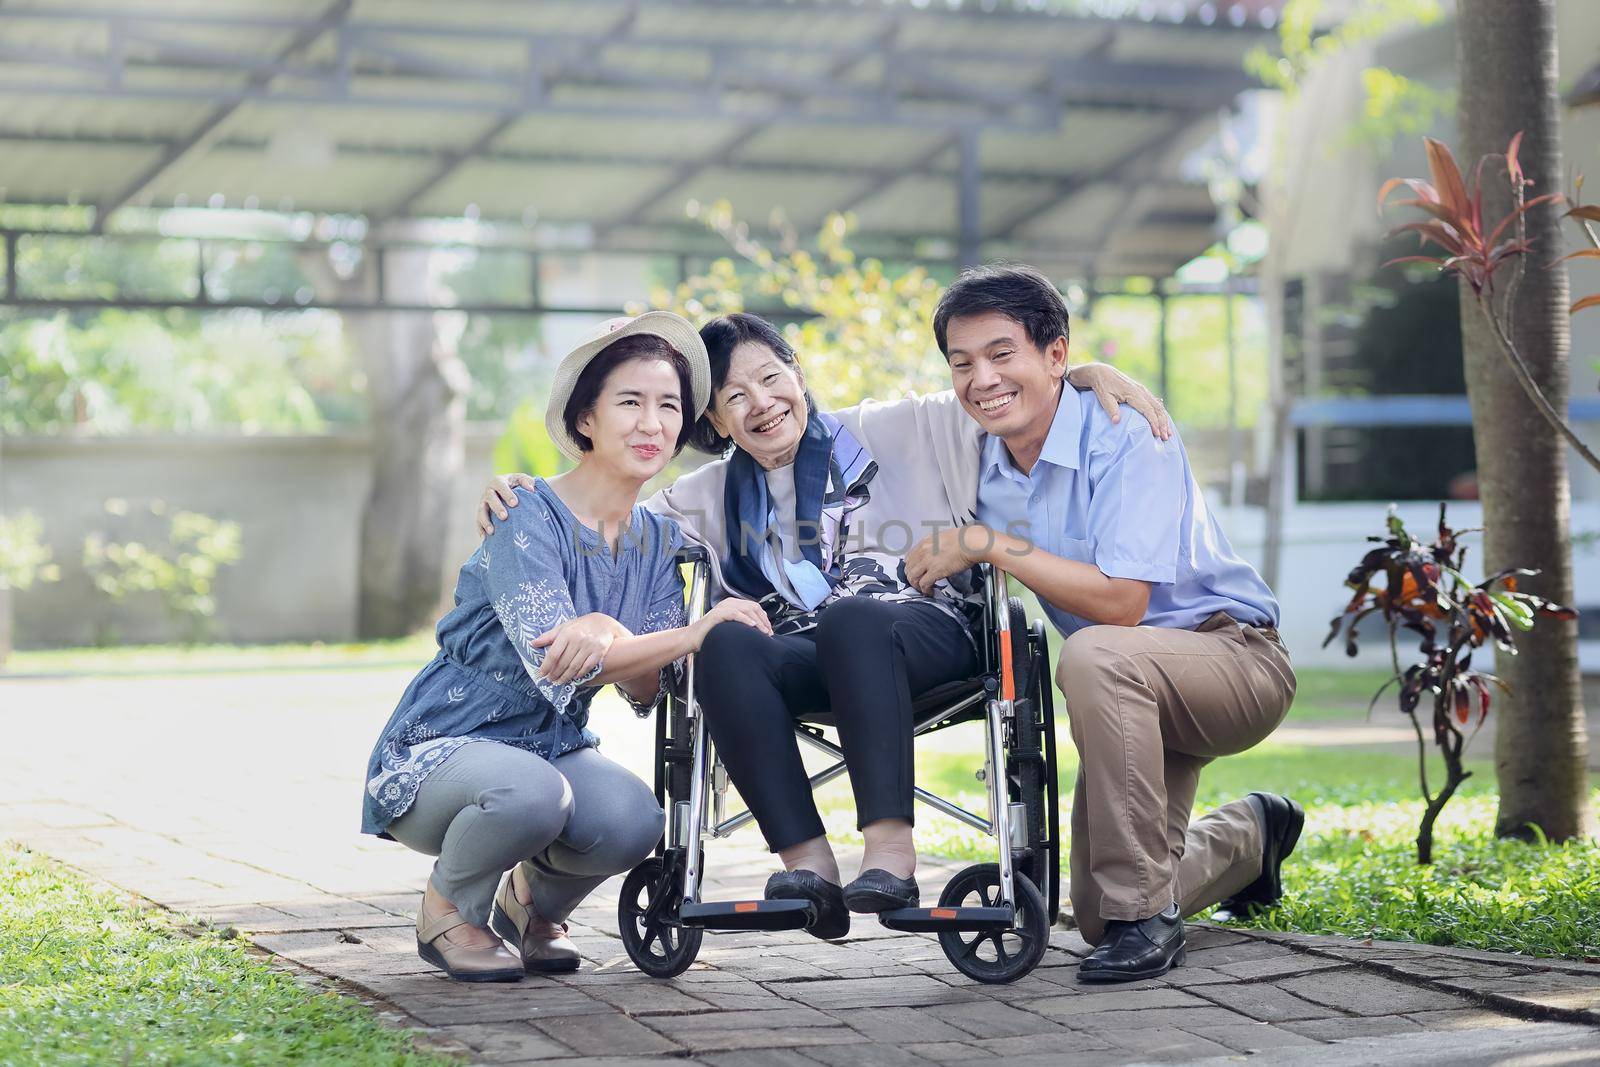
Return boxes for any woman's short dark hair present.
[563,333,696,456]
[687,312,818,455]
[932,263,1071,358]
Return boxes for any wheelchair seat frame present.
[617,547,1062,984]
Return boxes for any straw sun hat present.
[545,311,712,462]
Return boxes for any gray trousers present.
[388,740,663,927]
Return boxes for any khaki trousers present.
[1054,613,1296,945]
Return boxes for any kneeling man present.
[908,264,1301,984]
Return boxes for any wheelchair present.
[617,546,1061,985]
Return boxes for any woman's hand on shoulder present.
[477,473,540,537]
[1065,363,1172,440]
[691,597,772,649]
[531,613,630,684]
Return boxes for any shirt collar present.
[980,383,1083,479]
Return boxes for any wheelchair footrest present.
[680,898,815,931]
[877,906,1015,933]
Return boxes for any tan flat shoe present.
[492,866,581,973]
[416,908,524,983]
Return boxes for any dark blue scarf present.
[720,411,873,608]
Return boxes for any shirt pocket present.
[1053,536,1095,566]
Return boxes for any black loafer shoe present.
[765,870,850,940]
[1078,904,1185,983]
[842,869,919,913]
[1212,792,1304,922]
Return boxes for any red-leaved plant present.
[1325,504,1577,864]
[1559,178,1600,315]
[1379,136,1600,473]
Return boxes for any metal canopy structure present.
[0,0,1281,289]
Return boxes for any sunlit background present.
[5,9,1600,1052]
[3,0,1600,668]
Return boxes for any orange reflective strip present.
[734,902,759,913]
[931,908,958,919]
[994,568,1017,702]
[998,634,1016,702]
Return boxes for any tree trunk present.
[0,585,11,669]
[304,243,469,639]
[0,434,10,667]
[1456,0,1594,842]
[352,310,467,638]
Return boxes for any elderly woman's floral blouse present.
[361,479,685,837]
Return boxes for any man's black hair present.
[932,262,1071,357]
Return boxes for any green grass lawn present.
[828,735,1600,961]
[0,634,1401,724]
[1243,790,1600,960]
[0,845,451,1066]
[1281,667,1398,722]
[8,634,1595,962]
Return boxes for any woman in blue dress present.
[361,312,770,983]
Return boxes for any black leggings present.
[694,597,978,853]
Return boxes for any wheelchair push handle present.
[674,543,710,565]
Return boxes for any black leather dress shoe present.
[765,870,850,940]
[841,869,919,913]
[1078,904,1185,983]
[1212,792,1305,922]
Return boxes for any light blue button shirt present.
[974,386,1279,638]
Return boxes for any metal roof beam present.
[0,129,1140,186]
[1048,56,1256,101]
[0,8,1264,68]
[0,10,1258,111]
[958,129,982,267]
[574,0,1279,34]
[595,12,903,235]
[88,2,353,233]
[0,79,1071,132]
[826,28,1103,244]
[991,112,1199,240]
[0,223,1116,299]
[0,1,1277,35]
[0,221,1102,261]
[1080,121,1214,274]
[364,3,642,231]
[832,133,961,217]
[7,46,1228,116]
[0,31,1250,130]
[88,0,354,233]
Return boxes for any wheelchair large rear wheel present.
[936,864,1050,984]
[1004,598,1055,918]
[618,855,702,978]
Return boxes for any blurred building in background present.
[1259,0,1600,663]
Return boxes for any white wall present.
[1265,2,1600,502]
[1,430,500,647]
[8,430,1599,668]
[1219,498,1600,671]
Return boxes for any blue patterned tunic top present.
[361,479,686,837]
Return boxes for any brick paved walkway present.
[4,668,1599,1065]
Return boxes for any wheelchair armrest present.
[675,544,710,565]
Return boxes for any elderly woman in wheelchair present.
[480,312,1163,982]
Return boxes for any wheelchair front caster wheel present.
[618,856,702,978]
[937,864,1050,984]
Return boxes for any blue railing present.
[1291,394,1600,427]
